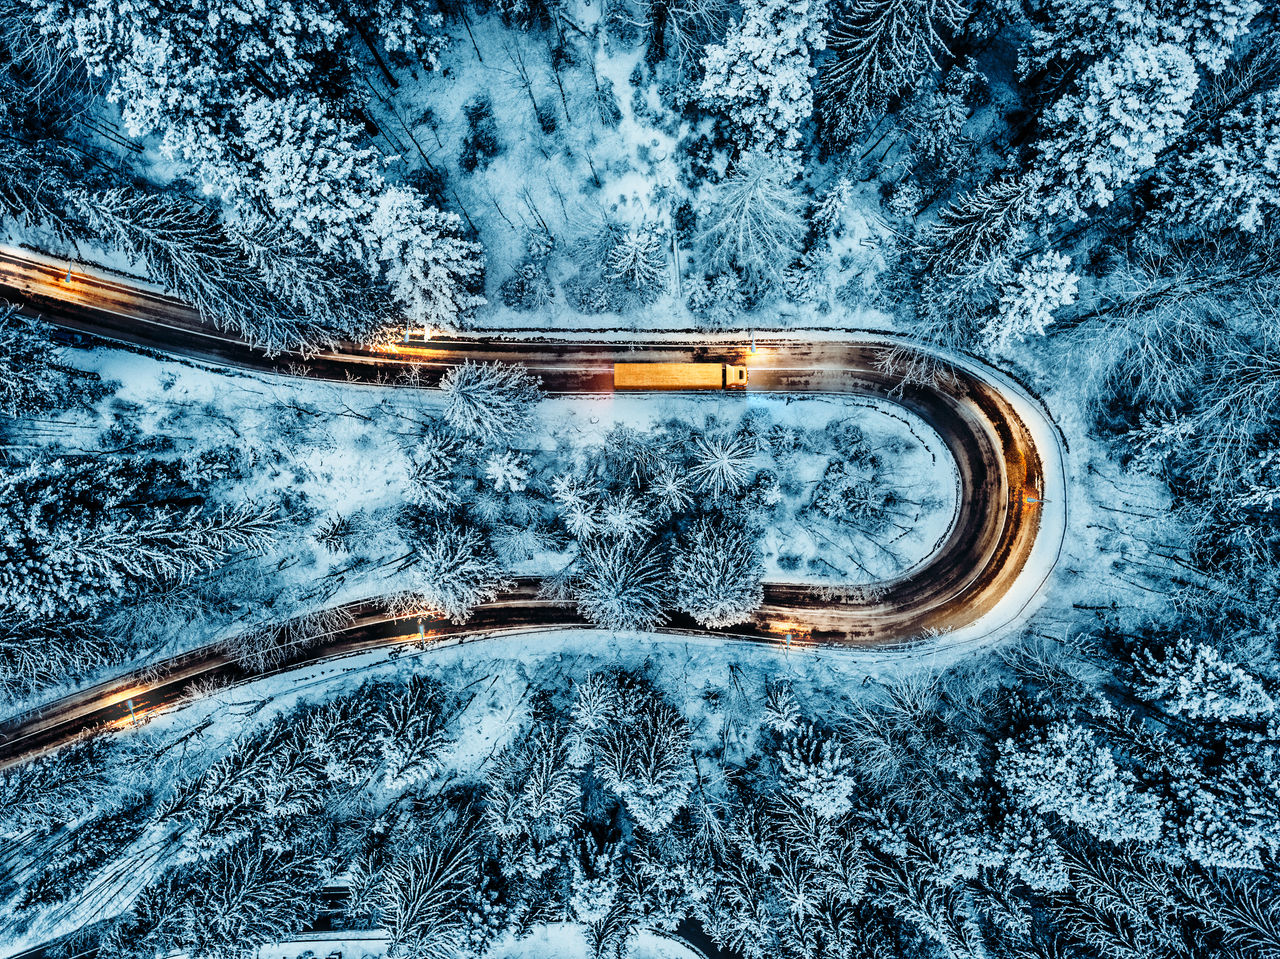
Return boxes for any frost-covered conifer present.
[778,723,858,819]
[1136,638,1277,722]
[31,0,481,332]
[440,361,544,443]
[598,491,656,542]
[687,272,748,330]
[378,841,474,959]
[375,677,451,790]
[0,305,82,419]
[398,523,510,623]
[484,451,530,492]
[996,722,1165,845]
[697,0,826,155]
[985,251,1079,349]
[598,698,695,831]
[1041,42,1197,220]
[1156,88,1280,235]
[690,431,757,498]
[763,681,801,733]
[819,0,967,143]
[606,224,669,299]
[672,516,764,627]
[1025,0,1258,75]
[571,541,669,630]
[698,154,805,285]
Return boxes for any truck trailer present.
[613,362,748,390]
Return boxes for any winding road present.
[0,245,1067,767]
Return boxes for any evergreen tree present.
[0,304,91,420]
[690,431,757,498]
[400,523,510,623]
[819,0,968,145]
[1155,87,1280,235]
[698,0,826,156]
[672,516,764,627]
[1040,42,1198,220]
[698,154,805,287]
[570,540,669,630]
[777,723,858,819]
[984,251,1079,349]
[439,361,544,442]
[597,697,695,831]
[996,722,1165,845]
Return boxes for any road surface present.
[0,246,1065,768]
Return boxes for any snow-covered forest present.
[2,0,1280,957]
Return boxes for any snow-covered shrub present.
[887,181,924,219]
[499,264,553,311]
[460,95,502,172]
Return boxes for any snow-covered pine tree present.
[671,516,764,627]
[1135,638,1277,722]
[598,491,656,542]
[984,251,1079,349]
[1024,0,1259,76]
[597,697,695,831]
[1040,42,1198,220]
[378,841,475,959]
[687,271,748,330]
[916,174,1043,283]
[484,451,530,492]
[778,723,858,819]
[0,458,277,620]
[698,154,806,287]
[398,522,510,623]
[689,431,757,498]
[697,0,826,156]
[571,540,669,630]
[818,0,968,145]
[486,722,581,842]
[0,304,88,419]
[104,841,321,959]
[1155,88,1280,236]
[606,223,669,301]
[375,676,452,790]
[439,361,544,443]
[32,0,482,333]
[367,187,486,332]
[996,722,1165,845]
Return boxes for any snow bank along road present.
[0,247,1068,765]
